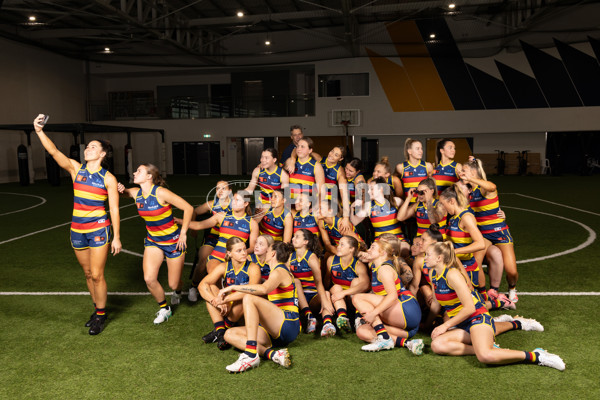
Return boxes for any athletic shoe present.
[406,339,424,356]
[320,322,337,337]
[271,349,291,368]
[217,329,231,350]
[306,317,317,334]
[171,292,181,306]
[336,315,351,333]
[188,286,199,302]
[361,336,394,352]
[497,293,516,310]
[487,288,499,301]
[493,314,514,323]
[202,329,218,344]
[535,348,565,371]
[88,315,106,335]
[508,288,519,303]
[85,312,96,327]
[153,307,172,325]
[355,317,367,330]
[514,316,544,332]
[226,353,260,373]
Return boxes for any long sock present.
[374,324,390,340]
[488,299,505,310]
[302,307,313,320]
[395,337,407,348]
[244,340,258,358]
[214,321,226,332]
[158,300,168,309]
[223,316,233,329]
[264,348,275,361]
[337,308,347,318]
[510,320,522,331]
[478,287,489,301]
[95,307,106,318]
[524,351,539,364]
[323,315,333,325]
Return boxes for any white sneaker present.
[225,353,260,373]
[406,339,424,355]
[535,348,565,371]
[361,336,394,352]
[153,307,172,324]
[493,314,514,323]
[508,288,519,303]
[514,316,544,332]
[171,292,181,306]
[271,349,291,368]
[188,286,199,302]
[306,317,317,334]
[320,322,337,337]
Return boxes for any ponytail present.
[466,158,487,181]
[377,234,403,275]
[272,241,295,263]
[440,183,469,210]
[297,228,323,258]
[341,235,366,258]
[142,163,168,187]
[430,241,462,270]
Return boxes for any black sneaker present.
[85,312,96,327]
[202,329,218,344]
[88,315,106,335]
[217,329,231,350]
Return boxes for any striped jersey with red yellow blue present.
[432,161,459,194]
[289,157,317,198]
[469,185,509,235]
[371,261,414,301]
[415,199,447,237]
[330,255,359,290]
[401,160,428,203]
[268,264,299,313]
[259,207,290,241]
[370,199,405,241]
[289,249,316,294]
[135,185,180,245]
[210,213,252,261]
[257,165,284,204]
[72,164,111,233]
[321,159,341,201]
[249,253,270,281]
[347,172,364,202]
[447,209,478,271]
[431,266,487,318]
[293,211,319,237]
[205,197,232,245]
[323,216,358,245]
[223,259,251,288]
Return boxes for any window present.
[318,73,369,97]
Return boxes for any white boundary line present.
[0,192,47,216]
[503,206,596,264]
[1,291,598,296]
[508,193,600,217]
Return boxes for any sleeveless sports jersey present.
[330,255,359,290]
[289,249,316,294]
[371,261,414,301]
[469,185,509,235]
[289,157,317,199]
[401,160,428,203]
[447,209,478,271]
[347,172,364,203]
[223,259,252,287]
[249,253,270,281]
[257,166,284,205]
[431,267,487,318]
[432,161,459,194]
[72,164,111,233]
[321,159,341,201]
[322,216,358,245]
[210,213,252,261]
[268,264,299,313]
[204,197,232,246]
[293,211,320,237]
[135,185,180,245]
[415,199,447,237]
[259,207,290,241]
[370,199,404,240]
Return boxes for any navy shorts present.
[484,228,514,245]
[270,311,300,347]
[456,312,496,335]
[71,226,110,250]
[144,238,184,259]
[399,297,422,338]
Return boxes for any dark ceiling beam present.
[341,0,359,57]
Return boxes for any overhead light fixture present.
[429,33,436,39]
[104,47,111,52]
[29,16,36,22]
[237,11,244,17]
[265,40,271,46]
[448,3,456,9]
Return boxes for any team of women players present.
[33,117,565,373]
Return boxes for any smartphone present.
[40,114,50,126]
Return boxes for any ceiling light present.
[104,47,110,52]
[429,33,436,39]
[265,40,271,46]
[237,11,244,17]
[29,16,36,21]
[448,3,456,9]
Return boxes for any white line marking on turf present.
[0,192,47,216]
[1,291,598,296]
[503,205,596,264]
[510,193,600,217]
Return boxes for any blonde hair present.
[376,235,403,276]
[429,241,462,270]
[466,158,487,181]
[404,138,421,161]
[225,237,246,261]
[257,234,275,249]
[440,183,469,210]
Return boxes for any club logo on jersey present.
[136,202,144,209]
[294,220,301,226]
[333,270,341,277]
[404,171,413,177]
[226,277,235,286]
[76,175,84,181]
[223,220,234,227]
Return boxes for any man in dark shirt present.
[280,125,304,165]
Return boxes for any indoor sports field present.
[1,174,599,399]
